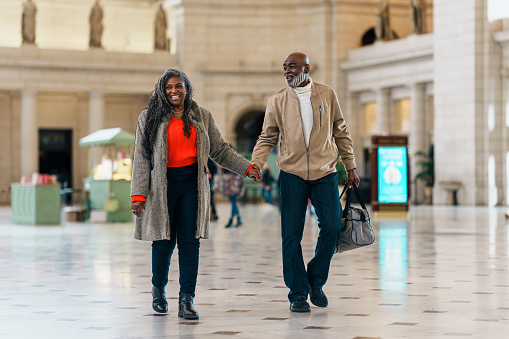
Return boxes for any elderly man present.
[251,52,359,312]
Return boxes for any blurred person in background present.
[221,167,245,228]
[130,68,261,319]
[260,163,275,205]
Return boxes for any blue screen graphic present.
[377,146,408,203]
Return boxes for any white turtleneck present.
[292,78,313,148]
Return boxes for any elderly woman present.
[131,69,261,319]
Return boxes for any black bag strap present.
[339,184,348,199]
[343,185,368,212]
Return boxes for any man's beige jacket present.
[252,81,356,181]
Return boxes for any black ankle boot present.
[152,286,168,313]
[225,218,234,228]
[178,292,199,319]
[235,216,243,227]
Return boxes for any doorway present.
[235,110,265,153]
[39,129,73,188]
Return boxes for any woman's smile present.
[165,77,186,110]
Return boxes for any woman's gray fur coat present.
[131,101,251,241]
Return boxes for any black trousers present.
[151,163,200,296]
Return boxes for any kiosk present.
[79,128,134,222]
[370,135,410,212]
[11,183,61,225]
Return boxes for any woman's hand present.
[248,165,262,182]
[131,201,146,219]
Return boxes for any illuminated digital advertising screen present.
[377,146,408,204]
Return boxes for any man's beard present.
[287,67,307,88]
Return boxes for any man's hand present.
[131,201,146,219]
[247,165,262,182]
[345,169,360,189]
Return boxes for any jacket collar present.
[189,101,201,123]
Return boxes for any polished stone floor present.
[1,203,509,338]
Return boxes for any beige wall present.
[0,0,162,53]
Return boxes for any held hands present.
[345,168,360,189]
[247,165,262,182]
[131,201,146,219]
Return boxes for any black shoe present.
[152,286,168,313]
[235,216,243,227]
[225,218,234,228]
[178,292,199,320]
[289,298,311,313]
[309,285,328,307]
[211,213,218,221]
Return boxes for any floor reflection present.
[1,204,509,338]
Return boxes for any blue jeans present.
[279,170,342,302]
[151,164,200,297]
[261,186,274,204]
[228,194,239,217]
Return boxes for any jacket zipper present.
[306,148,310,180]
[319,105,322,128]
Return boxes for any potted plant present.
[415,145,434,204]
[336,162,347,186]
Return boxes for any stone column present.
[504,73,509,205]
[376,88,390,133]
[21,90,38,177]
[433,0,487,205]
[346,92,363,176]
[89,91,105,167]
[409,83,426,204]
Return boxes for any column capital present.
[21,88,39,96]
[89,91,105,99]
[409,82,426,89]
[374,87,390,93]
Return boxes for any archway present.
[235,110,265,153]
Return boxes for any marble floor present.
[1,203,509,338]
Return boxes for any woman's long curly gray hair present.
[141,68,194,159]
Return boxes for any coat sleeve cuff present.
[131,195,146,203]
[244,164,255,177]
[342,161,357,171]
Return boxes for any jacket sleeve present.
[206,109,251,176]
[331,90,357,171]
[130,110,152,198]
[251,98,279,170]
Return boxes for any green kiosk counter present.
[84,178,132,222]
[11,183,61,225]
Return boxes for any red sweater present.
[166,117,197,167]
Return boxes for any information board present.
[377,146,408,203]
